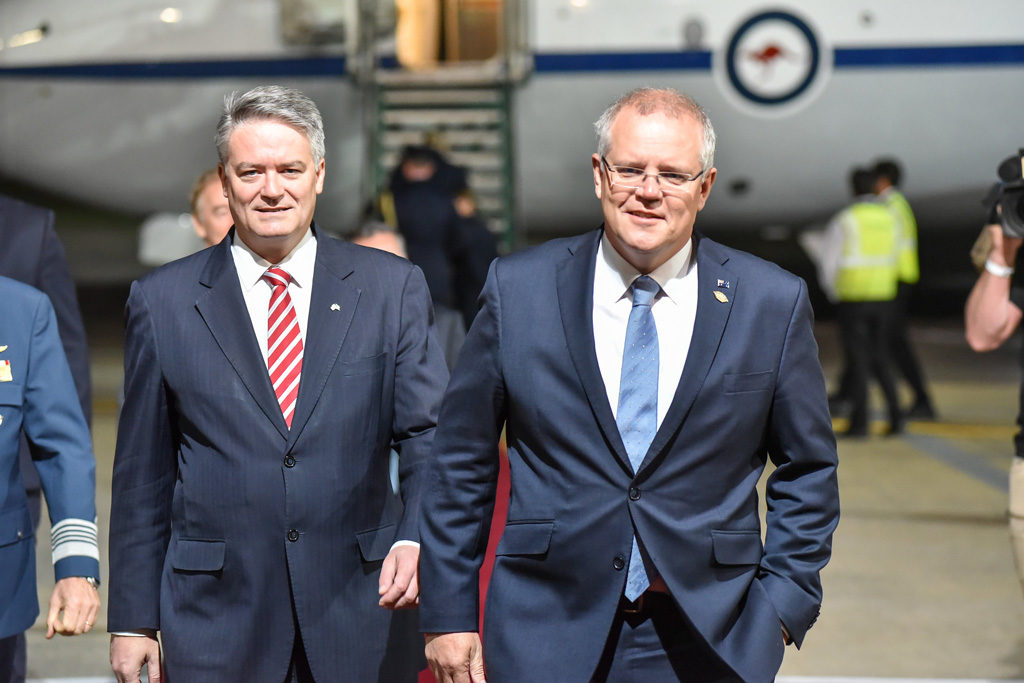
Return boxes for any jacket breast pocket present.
[711,530,763,566]
[170,538,226,573]
[495,520,554,557]
[0,382,25,406]
[723,371,773,394]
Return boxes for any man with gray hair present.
[108,85,448,682]
[419,87,839,682]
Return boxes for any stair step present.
[375,62,505,87]
[474,196,504,213]
[381,89,502,107]
[380,129,504,151]
[379,150,504,172]
[466,171,504,192]
[382,109,502,128]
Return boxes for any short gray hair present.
[594,87,716,170]
[216,85,326,166]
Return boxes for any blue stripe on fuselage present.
[0,44,1022,79]
[0,56,347,79]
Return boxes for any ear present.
[217,164,228,197]
[314,158,326,194]
[696,167,717,210]
[191,214,206,241]
[592,154,604,200]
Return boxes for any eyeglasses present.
[601,156,706,194]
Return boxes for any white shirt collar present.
[595,232,694,306]
[231,228,316,293]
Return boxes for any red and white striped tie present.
[263,267,303,428]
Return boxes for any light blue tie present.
[616,275,659,602]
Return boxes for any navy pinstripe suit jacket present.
[108,227,448,681]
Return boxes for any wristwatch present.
[83,576,99,590]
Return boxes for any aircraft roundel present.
[720,10,829,111]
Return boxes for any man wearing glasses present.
[419,88,839,682]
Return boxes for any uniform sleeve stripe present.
[51,519,99,563]
[52,540,101,564]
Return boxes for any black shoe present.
[882,422,904,437]
[905,400,936,421]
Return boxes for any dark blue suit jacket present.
[0,276,97,639]
[0,194,91,497]
[108,229,449,681]
[419,229,840,683]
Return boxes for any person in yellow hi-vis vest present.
[874,158,936,420]
[818,168,903,437]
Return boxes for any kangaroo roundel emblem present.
[722,10,828,109]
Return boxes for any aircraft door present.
[395,0,504,70]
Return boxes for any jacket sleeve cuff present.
[757,572,820,648]
[54,555,100,583]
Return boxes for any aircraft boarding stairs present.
[372,67,516,250]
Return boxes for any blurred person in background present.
[874,158,935,420]
[451,189,498,330]
[352,220,465,370]
[814,168,902,437]
[382,145,463,309]
[189,167,234,248]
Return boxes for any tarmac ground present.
[21,317,1024,681]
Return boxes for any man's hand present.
[987,223,1024,267]
[425,632,486,683]
[46,576,100,637]
[378,544,419,609]
[110,633,162,683]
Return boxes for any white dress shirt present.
[593,234,698,428]
[231,229,316,360]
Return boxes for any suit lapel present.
[639,234,736,473]
[557,230,633,474]
[195,238,290,440]
[285,234,359,447]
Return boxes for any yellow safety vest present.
[836,201,899,302]
[885,189,920,284]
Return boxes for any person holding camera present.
[965,216,1024,595]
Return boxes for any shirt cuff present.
[111,630,157,637]
[390,540,420,551]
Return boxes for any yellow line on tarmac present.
[904,420,1016,440]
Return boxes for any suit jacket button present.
[284,455,296,468]
[613,555,626,571]
[628,486,640,501]
[287,529,300,542]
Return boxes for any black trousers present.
[837,300,902,432]
[590,595,740,682]
[889,282,930,403]
[0,634,23,683]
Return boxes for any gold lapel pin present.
[330,303,340,311]
[714,291,729,303]
[0,346,7,353]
